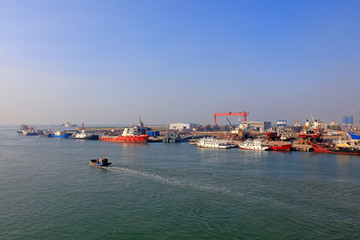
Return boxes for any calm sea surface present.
[1,127,360,239]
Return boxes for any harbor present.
[2,125,360,240]
[17,112,360,155]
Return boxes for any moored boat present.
[51,131,73,138]
[349,133,360,140]
[89,157,112,167]
[308,141,360,155]
[238,139,269,151]
[197,137,237,149]
[299,130,321,139]
[20,130,39,136]
[269,144,293,151]
[100,126,149,143]
[71,130,99,140]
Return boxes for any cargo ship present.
[100,126,149,143]
[308,141,360,155]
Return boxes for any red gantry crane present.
[213,111,249,126]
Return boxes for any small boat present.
[269,144,292,151]
[51,131,72,138]
[190,139,198,145]
[89,157,112,167]
[238,139,269,151]
[308,141,360,155]
[71,130,99,140]
[197,137,237,149]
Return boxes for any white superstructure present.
[197,137,236,149]
[238,139,269,151]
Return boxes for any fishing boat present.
[89,157,112,167]
[269,143,293,151]
[51,131,73,138]
[308,141,360,155]
[238,139,269,151]
[20,130,39,136]
[39,131,52,137]
[100,126,149,143]
[197,137,237,149]
[71,130,99,140]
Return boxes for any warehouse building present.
[246,121,271,132]
[169,123,198,131]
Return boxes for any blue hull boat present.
[349,133,360,140]
[51,132,73,138]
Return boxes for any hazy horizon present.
[1,0,359,126]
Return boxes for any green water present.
[1,127,360,239]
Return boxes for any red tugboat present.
[308,141,360,155]
[100,126,149,143]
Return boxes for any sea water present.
[1,126,360,239]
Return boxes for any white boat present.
[72,130,99,140]
[238,139,269,151]
[197,137,237,149]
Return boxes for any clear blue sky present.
[1,0,359,126]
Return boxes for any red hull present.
[299,133,320,139]
[308,141,360,155]
[266,132,278,140]
[100,135,149,143]
[269,144,292,151]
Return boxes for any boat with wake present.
[197,137,236,149]
[89,156,112,167]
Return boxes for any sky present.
[0,0,359,126]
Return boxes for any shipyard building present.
[246,121,271,132]
[169,123,198,131]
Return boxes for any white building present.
[169,123,198,131]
